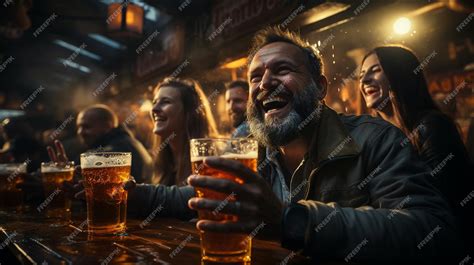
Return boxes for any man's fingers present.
[54,140,68,162]
[187,175,247,196]
[124,179,136,191]
[188,198,257,216]
[46,146,57,162]
[204,157,262,184]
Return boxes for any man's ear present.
[315,75,328,100]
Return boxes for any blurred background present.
[1,0,473,157]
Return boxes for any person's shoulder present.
[418,110,455,131]
[339,113,394,132]
[337,113,406,147]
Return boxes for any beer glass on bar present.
[0,163,27,209]
[80,152,131,235]
[40,161,75,217]
[190,138,258,264]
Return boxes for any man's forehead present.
[250,42,304,67]
[227,87,248,96]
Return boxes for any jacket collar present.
[308,105,361,166]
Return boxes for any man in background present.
[225,80,250,138]
[49,104,153,183]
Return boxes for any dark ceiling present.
[0,0,213,99]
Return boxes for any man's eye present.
[277,68,290,74]
[250,76,261,83]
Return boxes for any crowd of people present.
[1,26,473,263]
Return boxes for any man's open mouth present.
[262,97,290,113]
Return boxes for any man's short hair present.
[82,104,119,127]
[225,79,249,92]
[248,26,324,78]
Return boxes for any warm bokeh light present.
[221,57,247,69]
[393,17,412,35]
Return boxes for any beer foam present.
[191,151,257,162]
[81,155,131,168]
[41,167,74,173]
[0,163,27,174]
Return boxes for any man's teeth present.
[263,97,287,105]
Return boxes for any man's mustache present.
[255,86,292,102]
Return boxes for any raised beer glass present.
[40,161,74,217]
[80,152,131,235]
[190,138,258,264]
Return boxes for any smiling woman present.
[150,78,218,186]
[359,46,473,247]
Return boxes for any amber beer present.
[41,162,74,215]
[190,138,258,263]
[0,163,27,208]
[80,152,131,235]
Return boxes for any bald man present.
[76,104,153,183]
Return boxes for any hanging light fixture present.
[107,1,144,36]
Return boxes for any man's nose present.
[231,102,240,112]
[260,70,279,91]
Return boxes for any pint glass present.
[80,152,131,235]
[190,138,258,263]
[40,161,74,216]
[0,163,27,209]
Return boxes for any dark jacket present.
[88,125,153,183]
[416,111,473,250]
[128,106,461,263]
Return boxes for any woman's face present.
[359,53,391,109]
[151,86,185,137]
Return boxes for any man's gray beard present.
[247,80,321,148]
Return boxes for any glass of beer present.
[190,138,258,264]
[0,163,27,209]
[80,152,131,235]
[40,161,75,217]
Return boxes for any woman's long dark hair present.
[361,45,442,151]
[152,77,218,185]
